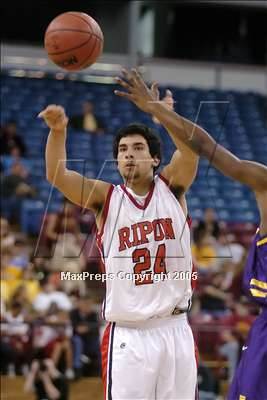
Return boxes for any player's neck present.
[125,177,154,196]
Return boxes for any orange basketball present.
[44,12,104,71]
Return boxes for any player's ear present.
[152,157,160,168]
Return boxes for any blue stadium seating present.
[1,74,266,232]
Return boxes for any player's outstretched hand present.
[38,105,69,131]
[114,68,160,114]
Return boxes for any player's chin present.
[123,170,139,181]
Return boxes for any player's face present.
[117,134,159,182]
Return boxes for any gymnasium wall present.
[2,43,267,94]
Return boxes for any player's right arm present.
[39,105,111,213]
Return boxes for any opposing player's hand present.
[114,68,160,114]
[38,105,68,131]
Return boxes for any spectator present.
[70,296,101,377]
[50,233,87,296]
[219,329,239,381]
[198,362,218,400]
[11,284,37,314]
[69,101,105,134]
[32,278,74,380]
[191,227,217,272]
[44,200,82,249]
[25,354,69,400]
[33,278,72,316]
[3,237,30,280]
[0,121,26,156]
[215,232,245,269]
[1,161,36,222]
[2,161,34,198]
[1,145,31,173]
[200,272,233,316]
[0,218,15,253]
[1,300,31,375]
[196,208,221,239]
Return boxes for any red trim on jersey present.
[101,323,112,400]
[96,185,114,320]
[120,182,155,210]
[98,185,115,240]
[186,215,192,228]
[158,172,170,186]
[96,184,114,268]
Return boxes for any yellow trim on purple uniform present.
[250,288,267,298]
[250,278,267,290]
[239,395,246,400]
[257,236,267,247]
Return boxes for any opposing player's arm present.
[115,70,198,192]
[115,69,267,231]
[40,105,111,213]
[147,99,267,234]
[150,102,267,190]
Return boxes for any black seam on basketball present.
[47,35,93,56]
[67,12,93,32]
[46,28,101,41]
[78,36,99,68]
[67,12,103,41]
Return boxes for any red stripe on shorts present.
[194,337,199,400]
[101,323,112,399]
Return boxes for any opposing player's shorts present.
[228,308,267,400]
[101,313,198,400]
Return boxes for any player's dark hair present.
[113,123,162,172]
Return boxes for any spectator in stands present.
[196,208,221,239]
[28,254,51,280]
[191,226,217,272]
[198,362,218,400]
[200,272,233,316]
[69,101,105,134]
[219,329,239,382]
[0,120,26,156]
[0,218,15,253]
[1,300,31,376]
[50,233,87,296]
[10,284,37,314]
[1,145,31,174]
[215,232,245,269]
[44,200,82,249]
[32,278,74,380]
[222,298,255,353]
[2,161,34,198]
[3,236,30,280]
[1,161,36,222]
[70,296,101,377]
[25,353,69,400]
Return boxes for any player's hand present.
[38,105,69,131]
[114,68,160,114]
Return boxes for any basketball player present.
[39,89,199,397]
[115,68,267,400]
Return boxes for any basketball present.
[44,12,104,71]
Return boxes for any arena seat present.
[1,74,266,231]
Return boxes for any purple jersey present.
[243,230,267,307]
[228,231,267,400]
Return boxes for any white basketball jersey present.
[97,174,193,323]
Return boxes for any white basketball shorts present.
[101,313,198,400]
